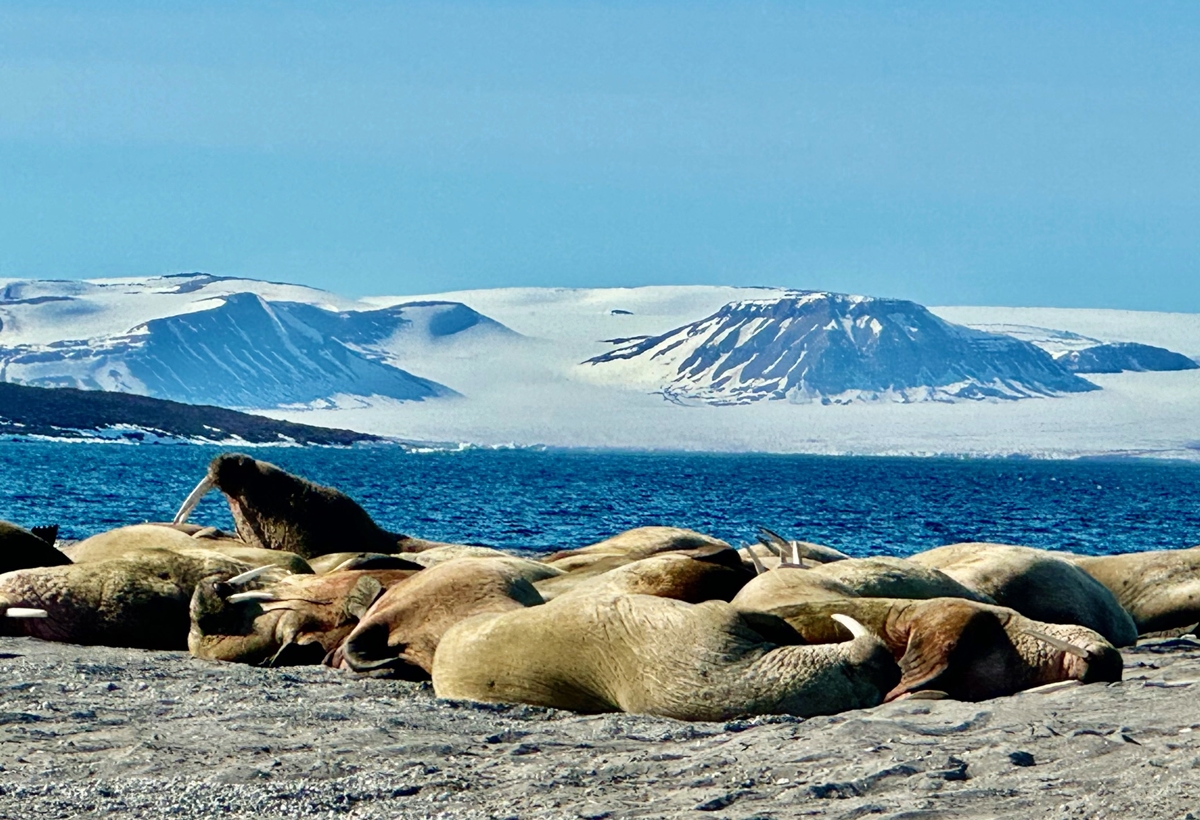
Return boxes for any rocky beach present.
[2,635,1198,819]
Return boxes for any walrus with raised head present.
[432,592,900,721]
[909,543,1138,647]
[173,453,431,559]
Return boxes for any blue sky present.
[1,2,1198,310]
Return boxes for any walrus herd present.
[0,452,1195,722]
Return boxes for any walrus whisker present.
[225,565,275,586]
[744,544,767,575]
[830,613,869,639]
[173,475,215,525]
[1024,629,1090,659]
[6,607,48,619]
[226,591,279,604]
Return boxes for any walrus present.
[731,556,994,612]
[0,548,255,649]
[432,592,900,721]
[1069,549,1200,634]
[65,524,314,575]
[172,453,415,559]
[0,521,70,573]
[754,596,1122,702]
[335,556,556,678]
[306,552,424,574]
[536,527,738,600]
[909,543,1138,647]
[542,548,753,603]
[189,568,419,666]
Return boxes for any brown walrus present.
[755,596,1122,702]
[65,523,313,574]
[909,543,1138,647]
[172,453,411,559]
[189,568,419,666]
[335,556,555,678]
[432,592,900,721]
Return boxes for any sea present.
[1,441,1199,557]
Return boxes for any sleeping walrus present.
[754,596,1122,702]
[431,592,900,721]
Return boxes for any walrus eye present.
[1023,629,1089,659]
[173,475,215,525]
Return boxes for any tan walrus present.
[1070,549,1200,635]
[336,556,555,678]
[432,592,900,721]
[0,548,255,649]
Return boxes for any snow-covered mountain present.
[583,292,1097,404]
[0,276,513,409]
[3,275,1199,460]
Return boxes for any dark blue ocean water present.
[1,441,1199,557]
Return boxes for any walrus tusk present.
[1024,629,1090,659]
[744,544,767,575]
[6,608,48,619]
[791,540,803,566]
[830,613,869,639]
[225,565,275,586]
[173,475,215,525]
[757,527,787,556]
[226,591,279,604]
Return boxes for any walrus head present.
[173,454,402,559]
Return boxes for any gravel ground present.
[1,635,1199,819]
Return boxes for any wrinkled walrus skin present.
[336,557,552,678]
[189,569,418,667]
[0,520,70,573]
[1072,549,1200,635]
[200,454,403,559]
[0,548,252,650]
[432,592,900,721]
[753,596,1122,702]
[909,543,1138,647]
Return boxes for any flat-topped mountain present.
[585,291,1099,404]
[0,381,378,445]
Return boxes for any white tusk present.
[6,608,48,619]
[1024,629,1090,659]
[791,541,802,566]
[1022,680,1082,696]
[173,475,215,525]
[831,613,869,639]
[226,591,278,604]
[225,565,275,586]
[744,544,767,575]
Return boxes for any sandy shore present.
[1,635,1199,819]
